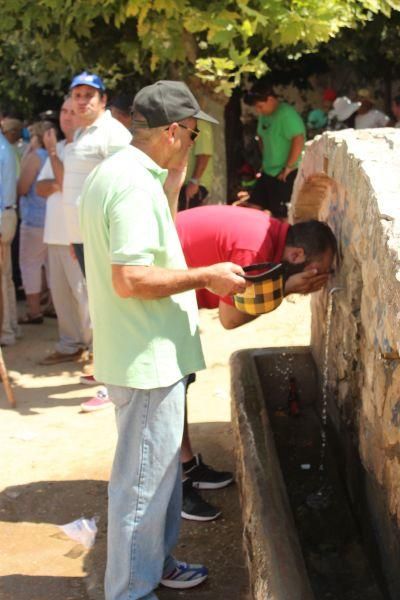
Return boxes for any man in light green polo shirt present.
[244,81,305,219]
[79,80,247,600]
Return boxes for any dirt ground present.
[0,296,311,600]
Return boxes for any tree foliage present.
[0,0,399,114]
[319,9,400,79]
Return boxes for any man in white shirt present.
[36,98,91,365]
[63,72,132,410]
[63,71,132,272]
[355,88,389,129]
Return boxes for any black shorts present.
[250,170,297,218]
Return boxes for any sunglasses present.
[164,123,200,141]
[133,119,200,141]
[178,123,200,141]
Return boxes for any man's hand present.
[163,145,191,218]
[165,143,190,186]
[43,128,58,154]
[277,166,292,182]
[284,269,329,295]
[164,163,188,197]
[204,262,247,297]
[235,190,250,203]
[185,181,199,203]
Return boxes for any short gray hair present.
[131,110,165,142]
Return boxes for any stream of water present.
[306,291,336,510]
[319,290,334,472]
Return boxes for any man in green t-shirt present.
[79,80,247,600]
[244,82,305,219]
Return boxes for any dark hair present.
[393,95,400,106]
[286,220,337,257]
[109,94,132,115]
[243,82,276,106]
[39,109,59,125]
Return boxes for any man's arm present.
[17,152,40,196]
[163,146,190,220]
[112,263,246,300]
[36,179,60,198]
[185,154,211,202]
[218,301,257,329]
[42,129,64,188]
[277,133,305,182]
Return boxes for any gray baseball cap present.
[133,80,218,127]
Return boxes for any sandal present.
[18,313,44,325]
[43,306,57,318]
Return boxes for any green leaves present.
[0,0,398,114]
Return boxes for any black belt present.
[4,206,16,210]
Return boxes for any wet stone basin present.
[231,347,385,600]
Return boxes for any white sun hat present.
[329,96,361,122]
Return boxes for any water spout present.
[329,286,344,296]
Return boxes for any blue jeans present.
[105,379,186,600]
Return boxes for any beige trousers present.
[19,223,48,294]
[47,244,91,354]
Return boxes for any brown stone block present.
[292,173,336,222]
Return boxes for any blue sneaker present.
[160,560,208,589]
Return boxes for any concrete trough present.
[230,346,316,600]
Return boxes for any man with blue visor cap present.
[64,70,132,277]
[51,71,132,409]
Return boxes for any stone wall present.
[291,129,400,598]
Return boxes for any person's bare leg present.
[181,399,195,463]
[25,292,42,317]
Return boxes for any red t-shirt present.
[176,205,289,308]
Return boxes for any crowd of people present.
[236,81,400,215]
[2,71,389,599]
[306,86,399,135]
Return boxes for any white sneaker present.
[160,560,208,589]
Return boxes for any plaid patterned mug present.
[233,262,305,315]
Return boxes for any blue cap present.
[69,71,105,91]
